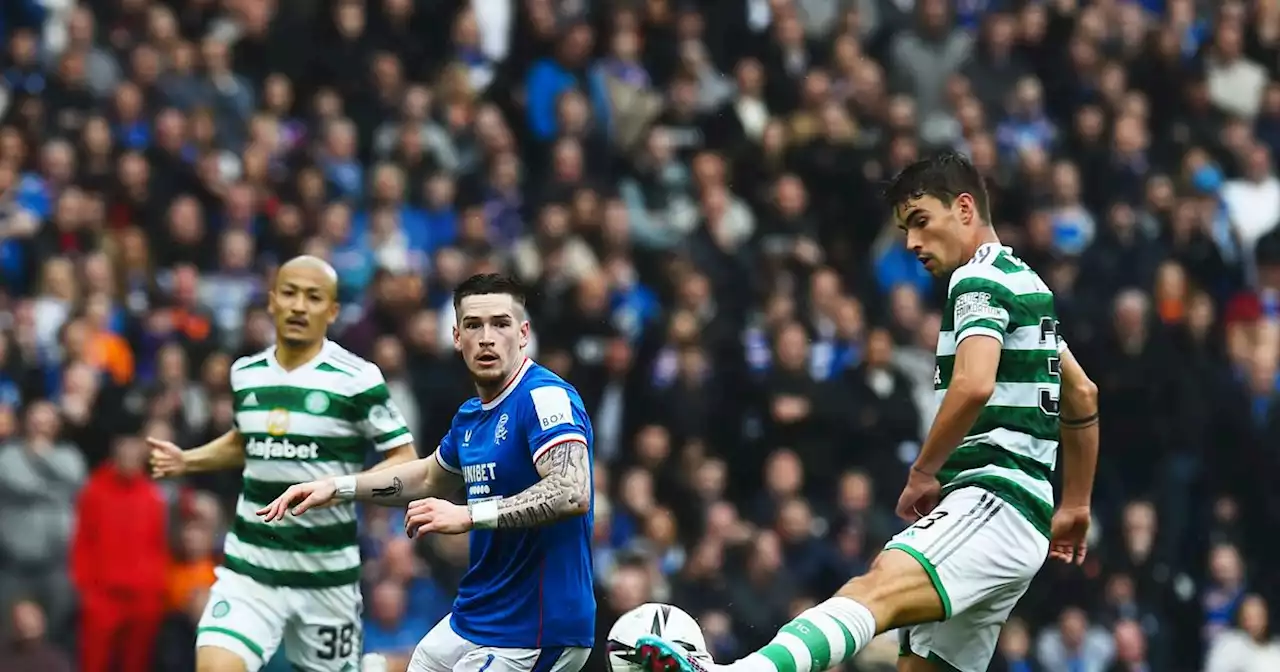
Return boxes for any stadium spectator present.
[1107,619,1152,672]
[0,599,71,672]
[1035,607,1115,672]
[990,617,1044,672]
[0,401,83,641]
[1204,594,1280,672]
[8,0,1280,670]
[71,433,169,672]
[363,580,426,670]
[152,587,208,672]
[164,519,217,613]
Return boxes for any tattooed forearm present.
[372,477,403,498]
[350,455,459,507]
[491,441,591,529]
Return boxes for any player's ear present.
[266,291,276,315]
[956,193,976,226]
[326,300,340,325]
[519,320,530,349]
[452,324,462,352]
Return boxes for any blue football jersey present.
[435,358,597,648]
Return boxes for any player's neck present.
[476,358,527,403]
[274,338,326,371]
[476,381,504,403]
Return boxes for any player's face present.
[895,193,978,276]
[454,293,530,386]
[268,266,339,347]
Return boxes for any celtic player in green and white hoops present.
[636,152,1101,672]
[149,256,418,672]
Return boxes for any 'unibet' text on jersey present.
[934,242,1065,538]
[228,340,414,588]
[436,358,596,649]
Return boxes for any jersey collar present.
[481,357,533,410]
[268,339,332,374]
[973,242,1011,260]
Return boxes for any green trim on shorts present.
[884,542,953,619]
[197,626,265,660]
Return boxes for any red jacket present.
[71,464,169,597]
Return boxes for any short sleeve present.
[524,385,590,463]
[352,379,415,452]
[948,269,1014,346]
[435,424,462,474]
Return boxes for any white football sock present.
[724,597,877,672]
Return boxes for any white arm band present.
[333,475,357,501]
[469,499,501,530]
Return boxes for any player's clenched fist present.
[257,480,338,522]
[405,498,473,537]
[148,437,187,479]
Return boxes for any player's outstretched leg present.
[637,549,943,672]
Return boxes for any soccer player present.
[637,152,1101,672]
[148,255,420,672]
[257,273,596,672]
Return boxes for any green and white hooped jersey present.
[227,339,414,588]
[935,243,1064,538]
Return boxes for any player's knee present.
[834,549,945,628]
[196,645,251,672]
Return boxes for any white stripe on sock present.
[818,597,876,658]
[775,633,813,672]
[806,611,849,665]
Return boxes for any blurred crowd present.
[4,0,1280,671]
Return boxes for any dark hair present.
[452,273,526,313]
[882,151,992,224]
[1232,593,1270,637]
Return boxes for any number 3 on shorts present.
[913,510,949,530]
[317,623,355,660]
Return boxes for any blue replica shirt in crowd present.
[435,358,596,649]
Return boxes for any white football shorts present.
[884,486,1049,672]
[195,566,363,671]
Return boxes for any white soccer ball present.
[607,603,711,672]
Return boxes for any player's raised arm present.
[149,428,245,478]
[1050,344,1099,565]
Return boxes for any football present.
[607,603,711,672]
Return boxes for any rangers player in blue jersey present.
[259,273,596,672]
